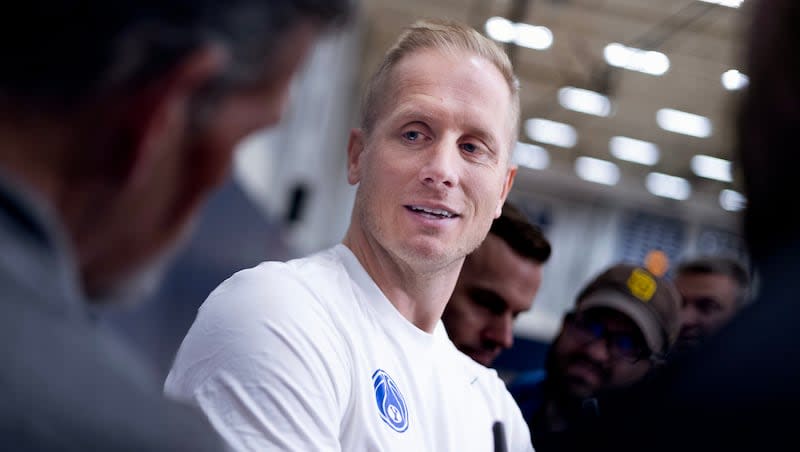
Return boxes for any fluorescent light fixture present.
[575,156,620,186]
[512,142,550,170]
[719,189,746,212]
[558,87,612,117]
[609,136,660,166]
[485,17,553,50]
[656,108,713,138]
[646,172,691,200]
[721,69,749,90]
[524,118,577,148]
[699,0,744,8]
[514,23,554,50]
[485,17,515,43]
[604,43,670,76]
[691,154,733,182]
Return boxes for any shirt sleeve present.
[164,263,352,451]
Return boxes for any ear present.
[495,164,517,218]
[347,128,366,185]
[124,45,228,189]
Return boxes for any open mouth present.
[405,205,458,219]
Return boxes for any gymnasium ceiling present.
[355,0,751,224]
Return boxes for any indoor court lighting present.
[512,142,551,170]
[656,108,712,138]
[524,118,578,148]
[699,0,744,8]
[558,87,612,117]
[485,17,553,50]
[604,43,670,76]
[575,157,620,186]
[719,189,746,212]
[721,69,749,90]
[609,136,660,166]
[646,172,691,200]
[691,154,733,182]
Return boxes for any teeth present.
[410,206,455,218]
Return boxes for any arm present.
[165,263,351,451]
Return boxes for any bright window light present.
[699,0,744,8]
[558,87,612,117]
[512,142,550,170]
[691,154,733,182]
[719,189,746,212]
[524,118,577,148]
[604,43,670,76]
[721,69,749,91]
[485,17,515,43]
[609,136,660,166]
[656,108,712,138]
[575,157,620,186]
[646,172,691,200]
[485,17,553,50]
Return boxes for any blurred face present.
[550,308,653,400]
[346,49,516,272]
[443,233,543,366]
[675,272,740,348]
[85,22,318,302]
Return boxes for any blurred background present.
[107,0,751,378]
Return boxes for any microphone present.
[492,421,507,452]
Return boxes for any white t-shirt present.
[165,244,533,452]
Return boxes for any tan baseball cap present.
[575,264,681,355]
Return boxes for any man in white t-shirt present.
[165,18,533,451]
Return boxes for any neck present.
[342,225,463,333]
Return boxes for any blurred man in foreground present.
[0,1,350,450]
[166,19,534,451]
[508,263,680,451]
[672,256,750,353]
[443,200,551,367]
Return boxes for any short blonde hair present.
[360,19,521,148]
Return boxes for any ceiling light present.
[484,17,553,50]
[575,157,620,186]
[609,136,660,166]
[524,118,577,148]
[721,69,749,91]
[691,154,733,182]
[558,87,612,117]
[699,0,744,8]
[656,108,713,138]
[646,172,691,200]
[485,17,515,43]
[604,43,670,76]
[512,142,550,170]
[719,189,746,212]
[514,23,553,50]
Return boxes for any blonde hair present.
[360,18,520,147]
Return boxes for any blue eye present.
[462,143,477,153]
[402,131,421,141]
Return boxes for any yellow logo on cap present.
[627,268,657,302]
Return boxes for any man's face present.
[443,233,542,366]
[675,272,740,348]
[550,308,653,400]
[347,49,516,272]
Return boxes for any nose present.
[680,303,701,329]
[419,140,459,189]
[484,315,514,350]
[583,337,611,363]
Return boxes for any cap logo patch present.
[627,268,656,302]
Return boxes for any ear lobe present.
[495,165,517,218]
[347,128,366,185]
[125,45,228,190]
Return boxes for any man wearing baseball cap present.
[508,263,681,451]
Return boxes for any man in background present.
[672,256,750,353]
[443,200,551,367]
[0,1,350,450]
[508,263,681,451]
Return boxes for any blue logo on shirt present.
[372,369,409,432]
